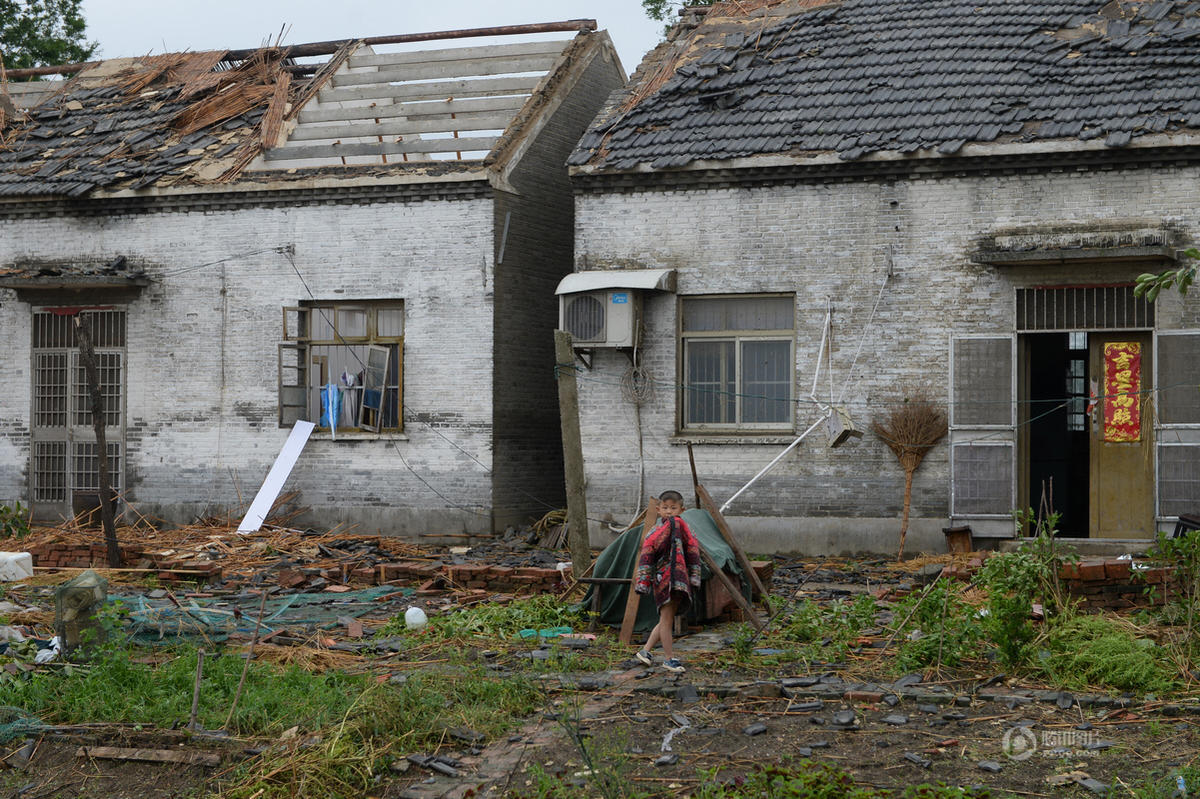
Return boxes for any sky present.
[78,0,665,80]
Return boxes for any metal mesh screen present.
[1016,286,1153,331]
[1159,334,1200,425]
[952,338,1012,426]
[953,443,1013,515]
[1160,445,1200,518]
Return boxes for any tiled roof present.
[0,50,301,197]
[570,0,1200,171]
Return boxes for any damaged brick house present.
[564,0,1200,555]
[0,22,626,535]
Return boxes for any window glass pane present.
[685,340,735,424]
[309,306,336,341]
[682,296,793,332]
[338,308,368,338]
[741,340,792,423]
[377,307,404,337]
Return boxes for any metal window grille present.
[33,441,67,502]
[33,352,68,428]
[1016,286,1154,331]
[71,352,122,427]
[70,442,122,493]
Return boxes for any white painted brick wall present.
[0,195,499,534]
[574,163,1200,551]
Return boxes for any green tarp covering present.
[579,509,751,633]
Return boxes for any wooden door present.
[1089,332,1154,538]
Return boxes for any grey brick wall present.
[490,42,628,530]
[573,162,1200,553]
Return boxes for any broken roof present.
[569,0,1200,172]
[0,21,606,198]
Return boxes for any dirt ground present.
[2,548,1197,798]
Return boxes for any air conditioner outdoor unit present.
[559,290,641,348]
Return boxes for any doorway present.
[1024,332,1090,535]
[1021,329,1155,538]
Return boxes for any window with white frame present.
[279,302,403,432]
[680,295,794,430]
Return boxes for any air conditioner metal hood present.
[555,268,676,295]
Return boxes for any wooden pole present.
[74,315,121,568]
[619,497,658,645]
[188,648,206,731]
[554,330,592,580]
[698,545,764,631]
[687,443,700,509]
[696,484,770,611]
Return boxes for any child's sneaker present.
[635,650,653,666]
[662,658,685,673]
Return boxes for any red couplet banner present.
[1103,342,1141,443]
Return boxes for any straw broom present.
[872,392,948,560]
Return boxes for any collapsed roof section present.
[569,0,1200,173]
[0,20,607,198]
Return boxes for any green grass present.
[1034,615,1179,694]
[378,594,588,641]
[688,762,991,798]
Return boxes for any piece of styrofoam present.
[0,552,33,581]
[237,420,316,534]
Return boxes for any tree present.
[0,0,97,74]
[1134,247,1199,301]
[643,0,716,24]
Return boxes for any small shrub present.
[0,502,30,540]
[893,579,981,671]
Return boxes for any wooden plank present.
[77,746,221,766]
[318,75,540,105]
[297,95,525,125]
[698,544,765,631]
[333,54,560,87]
[347,39,568,69]
[288,111,515,142]
[264,136,499,162]
[619,497,658,646]
[697,483,770,611]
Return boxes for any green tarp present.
[579,509,751,633]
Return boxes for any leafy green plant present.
[1135,246,1199,301]
[1145,531,1200,656]
[378,595,586,641]
[0,501,30,540]
[893,579,981,671]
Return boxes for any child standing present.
[634,490,701,673]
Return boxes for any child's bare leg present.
[644,622,663,653]
[659,601,677,660]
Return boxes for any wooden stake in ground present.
[74,315,121,568]
[871,391,947,560]
[554,330,592,579]
[619,497,658,645]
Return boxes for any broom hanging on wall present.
[872,391,948,560]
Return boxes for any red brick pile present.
[939,553,1176,610]
[26,542,223,581]
[1059,558,1176,610]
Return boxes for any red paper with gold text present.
[1103,342,1141,443]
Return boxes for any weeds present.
[893,579,980,672]
[1034,615,1178,694]
[379,595,586,641]
[0,502,30,540]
